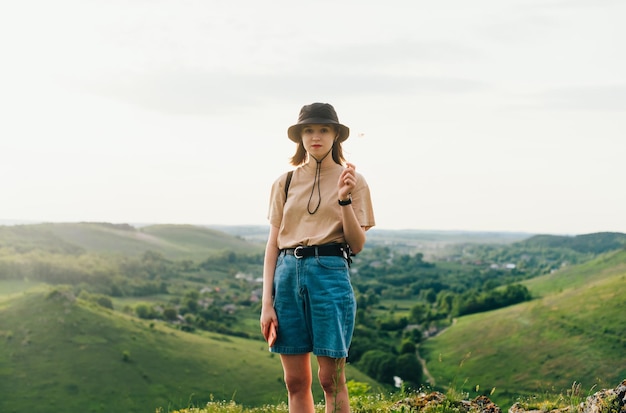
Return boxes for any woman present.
[260,102,375,413]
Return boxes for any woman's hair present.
[289,125,346,166]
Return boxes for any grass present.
[168,387,407,413]
[111,294,175,310]
[0,279,45,296]
[1,222,264,261]
[522,249,626,296]
[0,280,48,314]
[141,224,264,256]
[420,250,626,410]
[167,379,624,413]
[0,287,379,413]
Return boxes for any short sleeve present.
[267,172,290,228]
[352,173,376,229]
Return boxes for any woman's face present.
[301,124,337,157]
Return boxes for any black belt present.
[282,244,349,259]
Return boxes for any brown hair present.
[289,126,346,166]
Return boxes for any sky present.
[1,0,625,235]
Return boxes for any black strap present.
[283,244,345,257]
[282,244,353,266]
[284,171,293,199]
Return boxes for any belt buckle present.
[293,246,304,259]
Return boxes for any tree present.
[395,353,423,386]
[436,291,455,314]
[408,302,429,324]
[399,339,416,355]
[96,295,114,309]
[135,303,155,319]
[358,350,397,385]
[163,307,178,321]
[421,288,437,304]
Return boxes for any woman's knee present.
[284,372,312,394]
[318,361,346,394]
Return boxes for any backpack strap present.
[284,171,293,199]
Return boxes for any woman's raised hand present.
[338,162,357,200]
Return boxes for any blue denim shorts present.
[271,252,356,358]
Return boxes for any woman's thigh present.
[280,353,313,386]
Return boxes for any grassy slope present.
[420,249,626,409]
[140,224,264,255]
[0,223,264,260]
[522,248,626,296]
[0,287,378,413]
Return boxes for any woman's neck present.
[306,150,335,168]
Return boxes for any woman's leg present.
[280,353,315,413]
[317,356,350,413]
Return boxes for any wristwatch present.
[338,194,352,206]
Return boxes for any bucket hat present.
[287,103,350,143]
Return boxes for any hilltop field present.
[0,223,625,412]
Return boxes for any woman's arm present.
[260,225,280,340]
[338,163,367,254]
[340,203,366,254]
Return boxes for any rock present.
[393,391,501,413]
[393,391,446,410]
[394,380,625,413]
[472,395,502,413]
[579,380,626,413]
[509,379,626,413]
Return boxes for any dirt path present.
[416,318,457,386]
[416,349,435,385]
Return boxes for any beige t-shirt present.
[268,162,375,250]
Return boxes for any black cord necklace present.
[307,149,332,215]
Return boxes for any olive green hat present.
[287,102,350,143]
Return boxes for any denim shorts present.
[271,252,356,358]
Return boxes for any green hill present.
[420,249,626,409]
[518,232,626,254]
[0,287,379,413]
[2,224,625,412]
[0,222,264,260]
